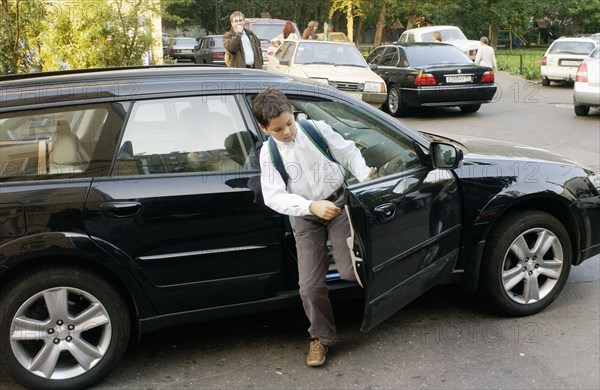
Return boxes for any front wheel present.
[481,210,572,316]
[0,266,130,389]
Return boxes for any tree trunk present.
[346,1,353,42]
[373,3,386,46]
[406,14,416,30]
[356,17,363,44]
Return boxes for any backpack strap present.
[268,136,289,187]
[297,119,337,163]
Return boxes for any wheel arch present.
[460,193,582,291]
[0,234,152,341]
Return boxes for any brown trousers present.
[293,194,356,346]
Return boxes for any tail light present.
[541,56,547,66]
[576,62,588,82]
[212,52,225,60]
[415,73,437,85]
[480,71,494,83]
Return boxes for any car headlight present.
[364,81,386,93]
[588,172,600,193]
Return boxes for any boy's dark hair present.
[252,88,293,127]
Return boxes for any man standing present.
[223,11,263,69]
[475,36,497,71]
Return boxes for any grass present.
[495,49,546,80]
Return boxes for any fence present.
[495,50,545,80]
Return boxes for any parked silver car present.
[573,46,600,116]
[541,37,598,86]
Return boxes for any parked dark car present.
[0,66,599,389]
[194,35,225,65]
[168,37,197,62]
[366,42,497,116]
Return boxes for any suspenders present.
[268,119,338,187]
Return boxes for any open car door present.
[346,143,464,332]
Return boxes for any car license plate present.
[561,60,580,66]
[446,75,472,83]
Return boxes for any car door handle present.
[374,203,396,223]
[100,202,142,218]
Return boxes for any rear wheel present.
[459,104,481,113]
[574,104,590,116]
[0,266,130,389]
[387,84,409,117]
[481,210,571,316]
[542,77,550,86]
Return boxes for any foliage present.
[0,0,46,74]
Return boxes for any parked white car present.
[398,25,480,60]
[573,46,600,116]
[267,40,387,107]
[541,37,598,86]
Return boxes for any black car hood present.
[424,132,585,168]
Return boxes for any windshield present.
[549,41,596,55]
[249,23,285,40]
[422,28,467,42]
[295,42,367,66]
[175,38,196,45]
[406,45,471,66]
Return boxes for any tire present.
[387,84,409,117]
[542,77,550,86]
[459,104,481,113]
[0,266,130,389]
[574,104,590,116]
[481,210,572,316]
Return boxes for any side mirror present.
[430,142,463,169]
[279,59,290,66]
[369,63,378,72]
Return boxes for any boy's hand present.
[366,167,377,180]
[309,200,340,220]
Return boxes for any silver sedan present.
[574,46,600,116]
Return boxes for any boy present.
[252,88,376,367]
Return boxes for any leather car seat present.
[48,120,82,173]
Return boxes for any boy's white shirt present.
[259,120,371,217]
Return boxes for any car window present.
[288,97,423,184]
[406,45,471,66]
[116,96,257,175]
[379,47,399,67]
[295,42,366,66]
[248,23,284,41]
[404,34,414,43]
[549,41,596,55]
[176,38,196,45]
[422,28,466,42]
[590,47,600,59]
[0,103,125,181]
[398,48,408,67]
[365,47,385,64]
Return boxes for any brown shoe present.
[306,338,328,367]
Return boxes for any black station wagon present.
[0,66,599,389]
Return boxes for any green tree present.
[38,0,161,70]
[0,0,46,74]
